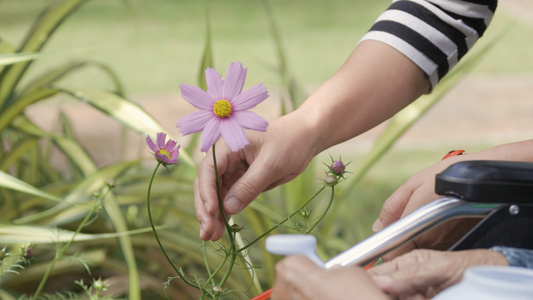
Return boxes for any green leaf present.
[262,0,305,112]
[21,60,125,97]
[59,87,196,168]
[0,170,64,203]
[60,88,164,136]
[0,138,38,171]
[10,115,98,176]
[0,38,16,55]
[0,88,58,133]
[0,52,42,66]
[0,37,16,75]
[0,0,88,108]
[0,224,163,244]
[198,0,214,91]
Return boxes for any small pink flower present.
[176,62,269,152]
[146,132,180,165]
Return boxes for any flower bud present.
[106,178,116,188]
[300,207,312,219]
[93,278,107,291]
[24,247,33,259]
[230,224,242,233]
[212,286,224,296]
[325,175,338,186]
[331,160,345,175]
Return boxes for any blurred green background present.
[1,0,533,299]
[3,0,532,94]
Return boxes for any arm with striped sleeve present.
[193,0,501,243]
[361,0,497,90]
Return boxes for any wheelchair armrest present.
[435,160,533,203]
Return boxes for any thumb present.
[223,159,280,214]
[373,185,412,232]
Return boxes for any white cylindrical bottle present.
[434,266,533,300]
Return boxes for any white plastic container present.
[265,234,325,268]
[434,265,533,300]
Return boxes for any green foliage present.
[0,0,178,299]
[0,0,502,299]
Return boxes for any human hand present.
[373,140,533,259]
[375,153,483,259]
[271,255,388,300]
[368,249,508,300]
[195,112,319,241]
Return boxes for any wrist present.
[280,108,323,157]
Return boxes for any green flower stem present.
[202,247,228,292]
[306,186,334,234]
[203,241,213,279]
[211,145,235,245]
[147,162,205,292]
[33,191,105,299]
[211,145,238,288]
[237,185,326,254]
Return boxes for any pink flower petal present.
[170,144,181,157]
[206,68,224,99]
[232,111,268,131]
[156,132,166,149]
[165,139,177,151]
[220,120,249,152]
[176,110,213,135]
[232,83,269,111]
[180,84,214,110]
[146,135,156,152]
[200,118,222,152]
[223,62,246,100]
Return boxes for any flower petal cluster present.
[176,62,269,152]
[146,132,180,165]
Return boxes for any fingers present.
[195,145,233,241]
[373,180,414,232]
[271,255,323,300]
[194,177,224,241]
[272,256,391,300]
[369,250,444,297]
[223,156,284,215]
[369,249,509,299]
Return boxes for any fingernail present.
[372,219,383,232]
[225,197,243,213]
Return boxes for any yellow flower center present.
[213,100,232,118]
[158,147,172,159]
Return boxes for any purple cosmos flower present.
[146,132,180,165]
[176,62,269,152]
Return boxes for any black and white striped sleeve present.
[360,0,497,90]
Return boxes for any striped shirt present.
[360,0,498,90]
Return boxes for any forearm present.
[289,0,498,156]
[296,40,429,156]
[469,140,533,162]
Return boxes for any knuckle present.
[235,179,259,198]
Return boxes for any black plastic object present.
[435,160,533,203]
[451,204,533,251]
